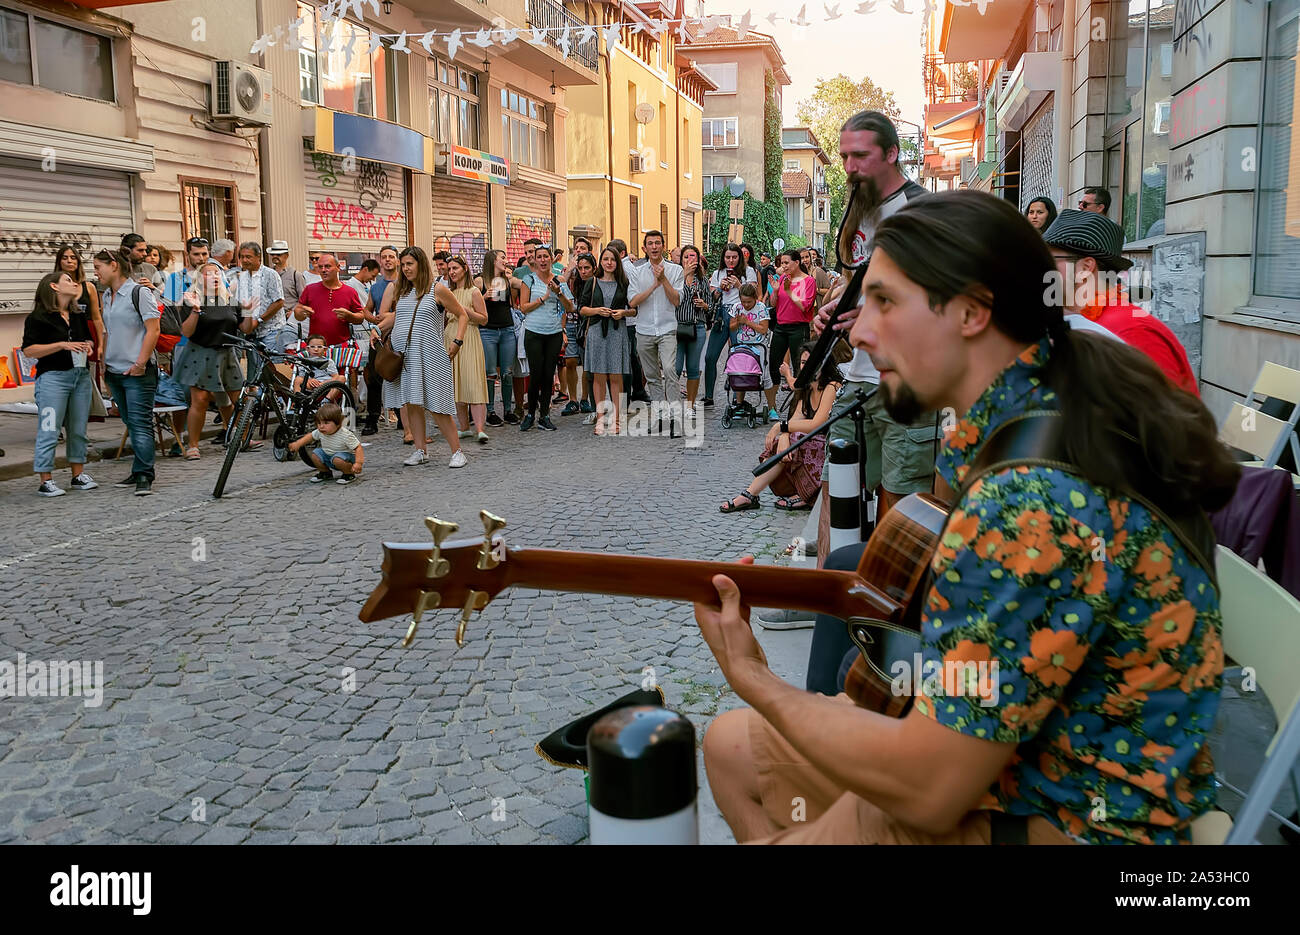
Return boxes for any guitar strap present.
[957,410,1217,582]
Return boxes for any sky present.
[693,0,925,130]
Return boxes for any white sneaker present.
[448,450,467,468]
[38,480,66,497]
[754,608,817,630]
[402,449,428,466]
[582,412,597,425]
[70,472,98,491]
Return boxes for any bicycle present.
[212,333,357,498]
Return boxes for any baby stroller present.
[721,342,766,429]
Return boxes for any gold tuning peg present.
[401,589,441,648]
[477,510,507,570]
[424,517,458,579]
[455,590,490,647]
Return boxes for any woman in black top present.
[674,245,713,409]
[54,244,105,387]
[578,247,634,435]
[175,261,252,460]
[478,249,520,425]
[22,271,98,497]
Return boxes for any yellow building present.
[780,127,831,254]
[565,1,709,254]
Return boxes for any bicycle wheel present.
[296,382,358,467]
[213,398,259,499]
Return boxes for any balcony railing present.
[526,0,598,70]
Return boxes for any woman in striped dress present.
[377,246,467,469]
[445,255,490,444]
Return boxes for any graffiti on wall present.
[312,198,406,242]
[431,231,488,271]
[505,214,554,264]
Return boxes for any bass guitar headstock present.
[359,510,511,647]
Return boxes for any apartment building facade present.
[781,127,831,253]
[921,0,1297,424]
[679,19,791,201]
[565,0,707,252]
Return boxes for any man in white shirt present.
[624,230,685,409]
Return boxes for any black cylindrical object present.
[587,706,697,844]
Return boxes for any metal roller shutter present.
[0,157,133,314]
[304,144,408,263]
[503,187,554,263]
[680,208,697,247]
[431,174,490,276]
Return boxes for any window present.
[680,117,689,174]
[660,204,669,240]
[628,82,639,148]
[429,58,480,148]
[0,7,114,102]
[659,102,668,161]
[500,87,550,170]
[1103,0,1173,241]
[697,61,738,94]
[297,3,403,120]
[702,117,738,148]
[181,179,236,244]
[703,175,735,194]
[785,159,799,169]
[818,199,827,222]
[1253,0,1300,305]
[629,195,640,251]
[785,198,804,237]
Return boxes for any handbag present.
[372,290,421,382]
[675,281,700,343]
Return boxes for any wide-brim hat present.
[266,239,290,255]
[1042,208,1133,270]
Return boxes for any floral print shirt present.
[915,338,1223,844]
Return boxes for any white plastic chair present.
[1195,546,1300,844]
[1218,361,1300,486]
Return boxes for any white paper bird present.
[735,11,754,38]
[579,24,596,46]
[392,30,408,52]
[419,31,435,54]
[558,25,571,57]
[648,18,668,37]
[446,27,463,60]
[890,0,908,12]
[602,22,621,50]
[469,28,494,49]
[676,19,692,44]
[498,27,519,47]
[824,3,842,19]
[366,32,383,55]
[528,26,547,45]
[250,34,272,55]
[974,0,992,12]
[342,30,358,68]
[855,1,876,13]
[766,13,782,25]
[791,4,811,26]
[272,24,284,43]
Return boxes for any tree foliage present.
[702,190,784,267]
[796,74,904,244]
[763,69,783,212]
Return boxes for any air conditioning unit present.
[994,69,1013,108]
[630,152,649,174]
[211,61,273,126]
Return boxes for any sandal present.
[775,495,811,511]
[720,491,760,513]
[184,448,201,461]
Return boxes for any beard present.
[879,377,925,425]
[851,176,884,215]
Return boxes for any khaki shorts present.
[745,699,1075,845]
[827,381,939,495]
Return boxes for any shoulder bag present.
[372,290,421,382]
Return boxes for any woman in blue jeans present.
[22,272,98,497]
[477,249,519,425]
[94,247,161,496]
[674,245,712,408]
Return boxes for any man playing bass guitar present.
[696,191,1240,845]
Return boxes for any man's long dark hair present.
[871,190,1238,514]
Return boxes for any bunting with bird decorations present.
[249,1,995,59]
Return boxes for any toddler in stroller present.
[722,284,773,428]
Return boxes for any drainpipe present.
[1056,0,1076,205]
[605,5,617,242]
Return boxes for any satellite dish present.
[634,102,655,124]
[772,238,785,252]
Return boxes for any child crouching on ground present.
[288,402,364,485]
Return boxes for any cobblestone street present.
[0,403,813,844]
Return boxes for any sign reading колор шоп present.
[449,145,509,184]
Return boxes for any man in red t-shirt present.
[292,253,364,347]
[1044,210,1199,396]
